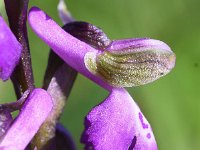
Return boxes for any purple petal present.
[0,16,22,81]
[0,89,53,150]
[28,7,112,91]
[28,7,94,72]
[81,88,157,150]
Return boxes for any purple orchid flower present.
[0,16,53,150]
[28,7,175,150]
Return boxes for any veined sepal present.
[84,38,176,87]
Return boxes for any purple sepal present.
[107,38,171,52]
[81,88,157,150]
[0,89,53,150]
[0,16,22,81]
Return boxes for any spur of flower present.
[27,7,175,150]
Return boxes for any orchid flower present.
[0,1,176,149]
[28,7,175,150]
[0,11,53,150]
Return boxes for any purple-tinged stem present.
[0,90,31,112]
[4,0,35,99]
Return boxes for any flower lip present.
[81,88,158,150]
[0,16,22,81]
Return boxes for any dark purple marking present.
[138,112,149,129]
[146,133,151,139]
[128,136,137,150]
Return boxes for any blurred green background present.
[1,0,200,149]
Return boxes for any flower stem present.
[4,0,35,99]
[0,90,31,112]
